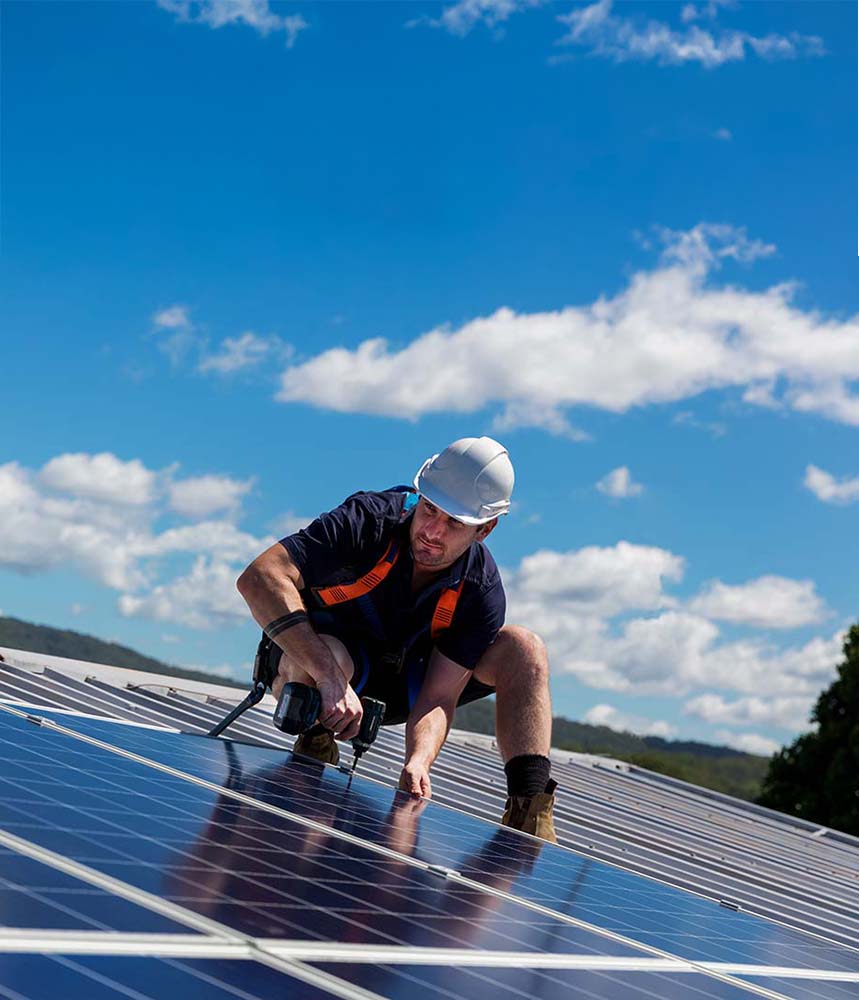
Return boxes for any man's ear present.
[476,518,498,542]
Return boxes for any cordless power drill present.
[273,681,385,774]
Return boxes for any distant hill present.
[454,699,770,802]
[0,615,244,689]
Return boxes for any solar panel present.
[0,954,352,1000]
[31,711,859,974]
[3,699,859,1000]
[0,709,660,956]
[0,846,189,935]
[310,961,789,999]
[734,978,859,1000]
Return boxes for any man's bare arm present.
[236,543,362,738]
[400,649,473,798]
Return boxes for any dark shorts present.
[260,630,495,728]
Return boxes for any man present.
[237,436,558,842]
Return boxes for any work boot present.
[293,725,340,766]
[501,779,558,843]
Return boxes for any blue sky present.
[2,0,857,755]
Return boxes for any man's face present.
[410,497,495,571]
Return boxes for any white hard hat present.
[413,437,514,525]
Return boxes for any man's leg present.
[273,635,355,765]
[472,624,557,842]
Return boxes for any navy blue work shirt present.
[279,488,506,671]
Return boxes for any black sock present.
[504,754,552,798]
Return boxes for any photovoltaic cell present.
[0,954,338,1000]
[735,979,859,1000]
[43,712,859,974]
[312,962,775,1000]
[0,846,189,934]
[0,710,652,957]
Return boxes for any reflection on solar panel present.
[1,650,858,1000]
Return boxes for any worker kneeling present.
[237,437,558,843]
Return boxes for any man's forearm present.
[238,560,345,690]
[405,702,454,770]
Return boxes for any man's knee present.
[477,624,549,687]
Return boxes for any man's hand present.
[399,760,432,798]
[318,679,363,741]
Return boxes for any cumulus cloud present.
[684,692,813,732]
[584,703,676,738]
[596,466,644,498]
[555,0,824,69]
[198,332,293,376]
[506,542,684,619]
[153,305,191,329]
[688,575,830,629]
[407,0,543,36]
[804,464,859,505]
[502,538,843,704]
[40,453,157,507]
[168,474,255,518]
[714,729,780,756]
[157,0,308,47]
[118,556,249,630]
[275,223,859,433]
[0,453,271,625]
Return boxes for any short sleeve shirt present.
[280,488,506,670]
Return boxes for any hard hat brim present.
[413,464,506,526]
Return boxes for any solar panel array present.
[0,650,857,999]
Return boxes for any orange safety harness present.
[312,534,465,640]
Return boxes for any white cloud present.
[596,466,644,499]
[180,661,245,681]
[491,400,590,441]
[584,703,677,738]
[0,455,271,624]
[118,556,248,630]
[684,692,813,732]
[804,464,859,505]
[151,304,203,367]
[502,536,844,703]
[681,1,733,24]
[672,410,726,437]
[714,729,780,756]
[168,474,255,518]
[158,0,308,47]
[275,223,859,432]
[40,453,157,507]
[713,127,733,141]
[198,332,292,376]
[407,0,543,37]
[688,575,830,629]
[555,0,824,69]
[506,542,684,619]
[153,304,191,329]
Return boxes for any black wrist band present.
[264,611,309,639]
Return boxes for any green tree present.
[758,624,859,834]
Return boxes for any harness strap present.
[313,537,400,607]
[431,578,466,640]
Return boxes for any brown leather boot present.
[501,779,558,843]
[293,726,340,766]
